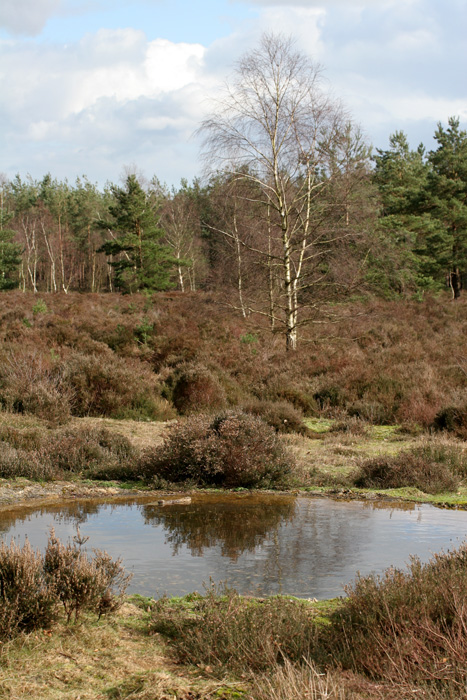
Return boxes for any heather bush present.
[0,425,138,481]
[44,529,131,622]
[43,426,137,479]
[354,450,459,494]
[150,584,316,671]
[244,399,309,435]
[326,544,467,692]
[0,530,130,640]
[0,441,56,480]
[169,362,227,415]
[140,410,293,487]
[0,539,57,639]
[62,351,174,420]
[411,440,467,477]
[432,405,467,439]
[0,351,72,425]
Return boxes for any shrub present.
[0,539,57,639]
[432,405,467,439]
[0,425,138,481]
[62,352,174,420]
[150,584,316,671]
[0,442,56,481]
[354,450,459,494]
[326,544,467,691]
[328,417,368,437]
[0,351,72,425]
[250,660,345,700]
[244,400,309,435]
[44,529,132,622]
[170,363,227,415]
[43,426,137,479]
[139,410,293,488]
[0,531,132,639]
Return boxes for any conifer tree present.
[0,179,21,290]
[424,118,467,298]
[99,175,177,293]
[372,132,433,295]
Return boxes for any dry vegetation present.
[1,290,467,502]
[3,544,467,700]
[1,291,467,696]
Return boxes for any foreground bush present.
[326,545,467,692]
[139,411,293,488]
[0,531,131,639]
[0,539,56,639]
[150,585,316,671]
[44,529,132,622]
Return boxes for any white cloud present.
[0,30,216,184]
[0,0,61,35]
[0,0,465,185]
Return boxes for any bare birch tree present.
[199,33,368,350]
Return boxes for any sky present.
[1,0,465,189]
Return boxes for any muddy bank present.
[0,479,160,511]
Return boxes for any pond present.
[1,494,467,599]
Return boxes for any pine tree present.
[372,131,434,296]
[424,118,467,298]
[99,175,177,293]
[0,180,21,290]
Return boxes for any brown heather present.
[0,532,131,640]
[139,410,293,487]
[0,290,466,429]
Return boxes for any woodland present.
[0,36,466,353]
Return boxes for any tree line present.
[0,35,466,348]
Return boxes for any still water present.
[1,494,467,599]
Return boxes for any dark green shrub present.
[274,386,318,416]
[139,410,293,488]
[326,545,467,690]
[150,584,316,671]
[170,363,227,415]
[244,399,309,435]
[313,385,344,410]
[0,539,57,639]
[354,451,458,494]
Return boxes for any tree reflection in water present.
[141,494,297,560]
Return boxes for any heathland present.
[1,290,467,699]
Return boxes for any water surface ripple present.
[1,494,466,599]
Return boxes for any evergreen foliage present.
[424,118,467,297]
[98,174,178,292]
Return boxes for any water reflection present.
[0,494,466,599]
[141,494,296,559]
